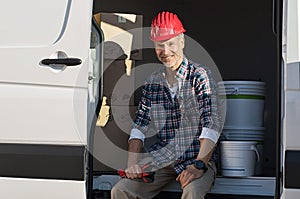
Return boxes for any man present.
[111,11,221,199]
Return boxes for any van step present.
[93,175,275,196]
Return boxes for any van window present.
[0,0,69,47]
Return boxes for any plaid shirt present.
[132,57,221,174]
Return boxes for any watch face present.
[195,160,207,171]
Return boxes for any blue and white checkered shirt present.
[130,57,221,174]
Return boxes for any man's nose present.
[161,45,170,53]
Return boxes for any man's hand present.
[125,164,143,179]
[118,163,156,183]
[176,165,204,188]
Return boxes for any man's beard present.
[161,53,183,70]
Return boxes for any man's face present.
[154,35,185,71]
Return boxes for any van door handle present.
[41,58,82,66]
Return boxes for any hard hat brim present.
[150,31,185,42]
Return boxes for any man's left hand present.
[176,165,204,188]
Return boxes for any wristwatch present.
[194,160,208,173]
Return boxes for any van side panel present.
[0,0,93,198]
[0,84,87,145]
[0,1,92,144]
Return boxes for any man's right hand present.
[118,162,156,183]
[125,164,143,179]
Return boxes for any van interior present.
[90,0,281,198]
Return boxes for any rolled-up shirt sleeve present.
[129,128,145,143]
[199,127,219,144]
[196,67,221,141]
[129,81,152,144]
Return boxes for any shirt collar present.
[176,56,189,80]
[161,56,189,81]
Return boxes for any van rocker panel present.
[0,144,85,181]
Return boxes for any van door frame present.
[274,0,283,198]
[86,17,104,199]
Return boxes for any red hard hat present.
[150,11,186,41]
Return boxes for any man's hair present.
[177,33,185,39]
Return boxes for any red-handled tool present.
[118,163,155,183]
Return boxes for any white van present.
[0,0,299,198]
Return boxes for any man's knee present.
[111,179,139,199]
[181,165,216,199]
[111,180,129,198]
[110,183,121,198]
